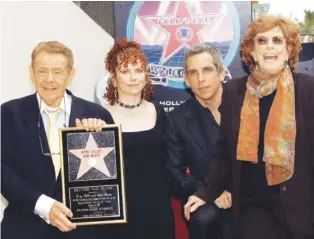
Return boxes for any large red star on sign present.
[143,2,221,64]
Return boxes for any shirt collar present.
[36,92,70,116]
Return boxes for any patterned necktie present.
[44,108,62,179]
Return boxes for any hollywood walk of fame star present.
[69,133,114,179]
[143,2,222,63]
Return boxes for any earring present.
[284,60,290,70]
[254,61,260,72]
[114,88,118,101]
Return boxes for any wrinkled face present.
[114,59,146,98]
[30,51,74,107]
[251,26,290,75]
[185,52,225,103]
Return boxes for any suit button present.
[282,186,287,191]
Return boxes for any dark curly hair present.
[104,37,153,105]
[241,15,302,72]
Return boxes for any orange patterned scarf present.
[237,68,296,185]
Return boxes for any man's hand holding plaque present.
[49,201,76,232]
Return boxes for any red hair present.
[241,15,302,72]
[104,38,153,105]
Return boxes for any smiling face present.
[30,51,74,107]
[251,26,290,75]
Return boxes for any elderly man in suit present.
[1,41,114,239]
[163,43,232,239]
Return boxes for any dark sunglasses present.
[255,36,285,45]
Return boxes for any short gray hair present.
[184,43,225,73]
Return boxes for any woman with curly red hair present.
[185,15,314,239]
[99,37,174,239]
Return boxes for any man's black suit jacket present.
[163,97,221,202]
[1,91,114,239]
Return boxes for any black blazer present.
[195,73,314,239]
[1,91,114,239]
[163,98,220,201]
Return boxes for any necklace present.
[117,100,142,109]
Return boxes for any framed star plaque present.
[59,125,127,225]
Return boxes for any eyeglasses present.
[37,99,67,157]
[34,68,69,80]
[255,36,285,45]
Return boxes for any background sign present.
[113,1,252,112]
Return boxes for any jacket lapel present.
[68,93,85,127]
[185,99,211,158]
[23,93,50,153]
[230,79,247,176]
